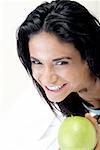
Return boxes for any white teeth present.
[46,85,63,91]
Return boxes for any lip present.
[45,83,67,93]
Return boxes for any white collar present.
[82,102,100,115]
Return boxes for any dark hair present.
[17,0,100,116]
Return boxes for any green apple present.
[58,116,97,150]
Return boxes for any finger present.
[85,113,98,127]
[85,113,100,150]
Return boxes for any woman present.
[17,0,100,149]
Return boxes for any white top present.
[0,86,63,150]
[82,103,100,116]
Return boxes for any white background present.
[0,0,100,109]
[0,0,100,150]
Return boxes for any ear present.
[84,61,89,69]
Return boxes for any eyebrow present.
[30,56,72,62]
[53,57,72,62]
[30,57,39,61]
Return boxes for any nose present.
[49,74,58,84]
[39,65,59,84]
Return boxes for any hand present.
[85,113,100,150]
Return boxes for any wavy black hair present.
[16,0,100,116]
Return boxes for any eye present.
[31,60,42,65]
[56,61,69,65]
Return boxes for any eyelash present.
[31,60,42,65]
[56,61,69,65]
[31,60,69,65]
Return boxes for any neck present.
[78,78,100,108]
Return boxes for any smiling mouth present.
[45,84,67,92]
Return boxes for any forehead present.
[28,31,81,59]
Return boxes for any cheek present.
[60,69,83,88]
[32,67,40,81]
[59,69,76,81]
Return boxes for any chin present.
[47,96,66,103]
[46,91,72,103]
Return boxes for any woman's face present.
[29,32,93,102]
